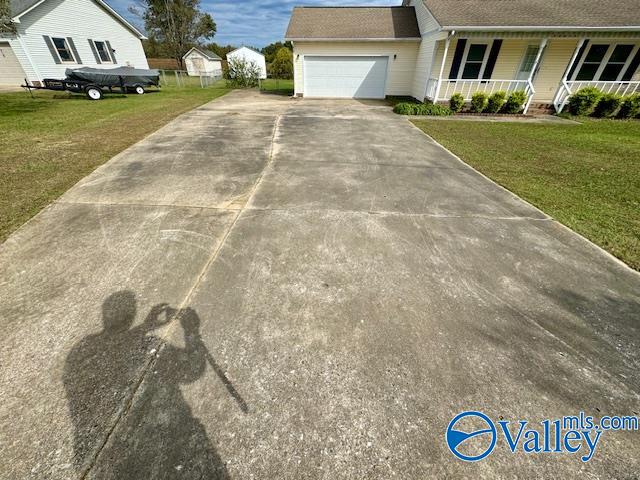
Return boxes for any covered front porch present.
[424,33,640,114]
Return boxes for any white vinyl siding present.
[407,0,443,100]
[184,51,222,77]
[293,41,419,97]
[14,0,148,82]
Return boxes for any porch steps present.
[526,103,556,114]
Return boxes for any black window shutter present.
[482,39,502,79]
[567,40,589,80]
[105,41,117,63]
[448,39,467,79]
[43,36,61,64]
[88,39,101,64]
[622,48,640,81]
[66,37,82,64]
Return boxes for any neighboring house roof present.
[10,0,147,38]
[414,0,640,29]
[285,7,421,40]
[227,46,264,57]
[183,47,222,61]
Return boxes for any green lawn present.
[260,78,294,96]
[0,85,229,242]
[412,118,640,270]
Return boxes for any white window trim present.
[93,40,114,64]
[51,37,76,64]
[572,42,640,82]
[457,41,491,80]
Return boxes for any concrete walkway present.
[0,90,639,479]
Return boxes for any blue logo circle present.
[446,411,497,462]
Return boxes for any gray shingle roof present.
[285,7,421,40]
[186,47,222,61]
[420,0,640,28]
[10,0,41,17]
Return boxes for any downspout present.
[432,30,454,103]
[15,33,42,84]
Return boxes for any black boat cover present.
[65,67,160,87]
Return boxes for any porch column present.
[553,37,587,112]
[433,32,454,103]
[523,37,548,114]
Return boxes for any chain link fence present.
[158,70,225,89]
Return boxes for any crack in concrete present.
[80,110,284,479]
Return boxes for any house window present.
[601,45,634,81]
[94,41,112,63]
[461,44,488,79]
[575,44,637,81]
[52,37,75,63]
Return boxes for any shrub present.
[270,47,293,79]
[225,57,261,88]
[449,93,465,113]
[593,93,623,118]
[470,92,488,113]
[393,102,452,116]
[485,91,507,114]
[567,87,602,116]
[414,103,452,116]
[617,93,640,119]
[393,102,417,115]
[503,91,528,114]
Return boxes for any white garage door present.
[0,42,27,86]
[304,56,388,99]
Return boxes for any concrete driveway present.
[1,90,639,479]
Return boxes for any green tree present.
[0,0,16,34]
[131,0,216,69]
[203,42,237,59]
[270,47,293,79]
[261,41,292,63]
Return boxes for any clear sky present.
[109,0,399,48]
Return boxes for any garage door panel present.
[0,43,27,86]
[304,56,388,99]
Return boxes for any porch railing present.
[553,81,640,113]
[426,78,534,112]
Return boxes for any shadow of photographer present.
[64,291,233,479]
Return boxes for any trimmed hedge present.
[449,93,465,113]
[567,87,602,116]
[470,92,488,113]
[486,91,507,114]
[393,102,452,116]
[503,91,528,114]
[617,93,640,119]
[593,93,622,118]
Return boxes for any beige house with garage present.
[285,0,640,113]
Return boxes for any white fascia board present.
[285,38,422,42]
[442,26,640,32]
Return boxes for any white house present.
[183,47,222,77]
[1,0,148,87]
[227,46,267,79]
[285,2,640,112]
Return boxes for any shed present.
[226,46,267,79]
[183,47,223,77]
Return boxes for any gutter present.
[284,38,422,42]
[441,26,640,32]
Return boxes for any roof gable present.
[420,0,640,29]
[183,47,222,61]
[10,0,146,38]
[286,7,421,40]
